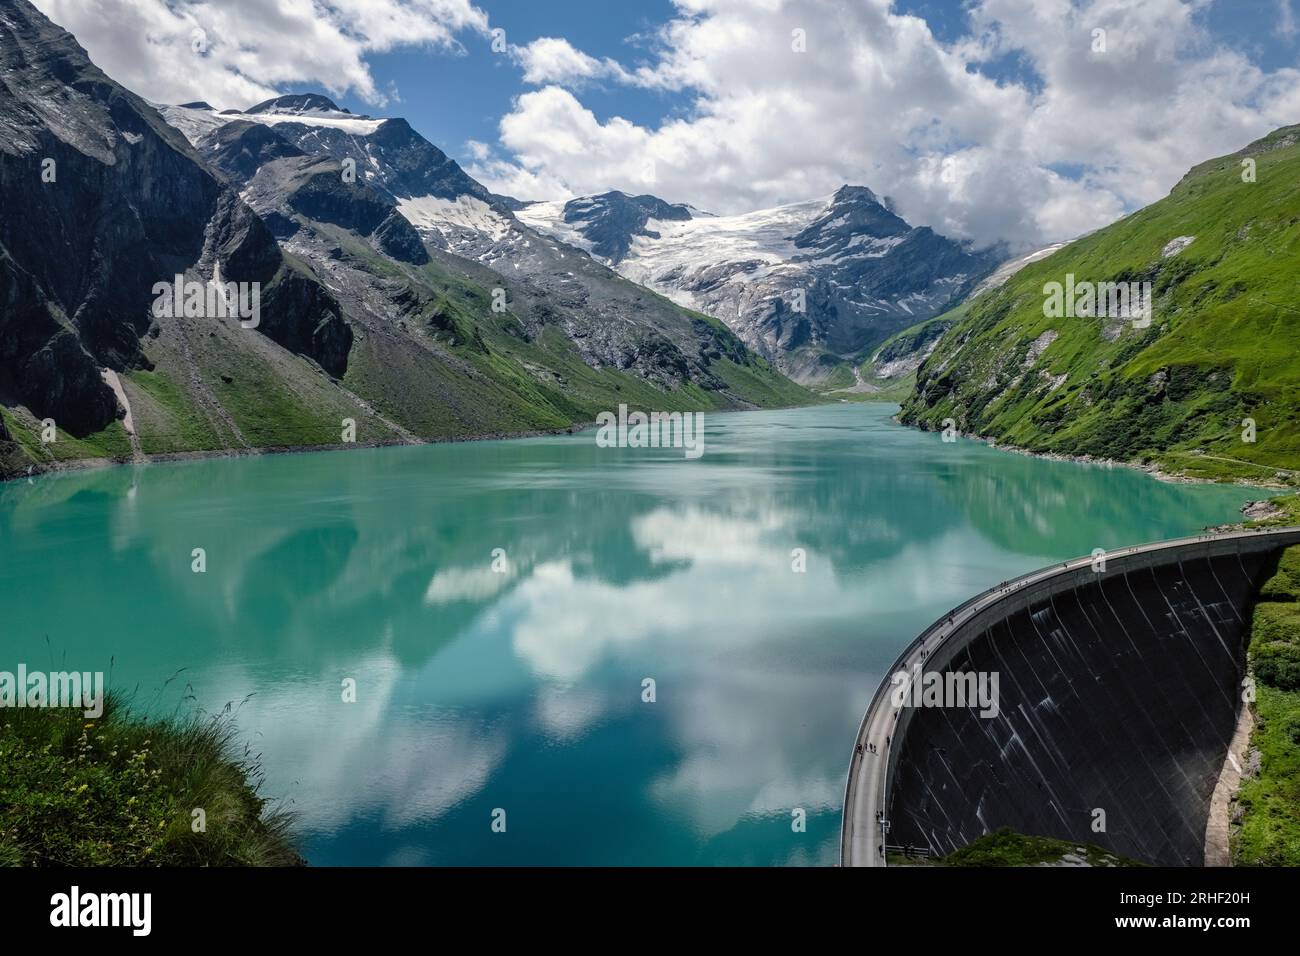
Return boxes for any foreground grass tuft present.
[0,694,300,866]
[927,828,1140,867]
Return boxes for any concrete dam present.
[842,527,1300,867]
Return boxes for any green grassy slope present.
[0,406,133,465]
[891,827,1140,867]
[858,312,966,402]
[332,229,814,440]
[900,125,1300,483]
[0,695,299,866]
[1244,495,1300,529]
[1234,545,1300,865]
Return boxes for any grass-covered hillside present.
[840,313,967,404]
[1234,545,1300,865]
[0,694,299,866]
[901,125,1300,484]
[891,827,1140,867]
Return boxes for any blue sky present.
[347,0,691,153]
[34,0,1300,246]
[310,0,1300,174]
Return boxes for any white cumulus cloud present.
[470,0,1300,248]
[31,0,490,109]
[511,35,633,86]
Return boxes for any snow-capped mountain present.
[160,98,997,385]
[519,187,1003,383]
[161,98,504,210]
[0,0,807,486]
[155,96,793,403]
[518,191,697,263]
[163,98,557,273]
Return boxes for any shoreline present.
[0,420,597,485]
[2,394,822,485]
[13,400,1294,497]
[893,413,1294,490]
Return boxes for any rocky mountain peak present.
[831,184,882,206]
[794,185,911,247]
[519,182,1001,382]
[548,190,695,262]
[246,93,353,116]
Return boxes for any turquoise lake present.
[0,403,1262,865]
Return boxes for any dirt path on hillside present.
[101,369,144,463]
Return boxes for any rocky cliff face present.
[210,126,434,269]
[281,162,430,266]
[201,120,305,182]
[205,191,353,376]
[0,0,350,444]
[164,97,794,403]
[177,96,508,209]
[0,0,809,480]
[1,0,208,432]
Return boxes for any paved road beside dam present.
[842,527,1300,867]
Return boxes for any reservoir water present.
[0,404,1261,865]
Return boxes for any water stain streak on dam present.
[843,528,1300,867]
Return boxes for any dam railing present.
[840,524,1300,867]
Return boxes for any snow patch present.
[157,103,385,146]
[515,200,595,253]
[248,112,385,135]
[397,194,512,243]
[971,242,1069,297]
[614,197,828,292]
[156,103,227,145]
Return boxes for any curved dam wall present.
[879,529,1300,866]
